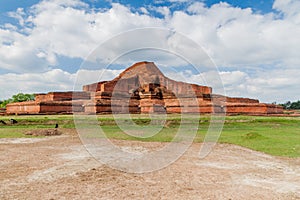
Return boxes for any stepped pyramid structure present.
[6,61,283,115]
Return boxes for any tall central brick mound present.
[6,61,283,115]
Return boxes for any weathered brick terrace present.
[6,61,283,115]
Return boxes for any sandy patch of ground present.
[0,133,299,200]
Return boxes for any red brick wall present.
[6,102,40,114]
[162,79,212,95]
[36,92,90,102]
[83,82,105,92]
[225,103,267,114]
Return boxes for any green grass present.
[0,115,74,138]
[0,114,299,157]
[0,128,41,138]
[217,116,300,157]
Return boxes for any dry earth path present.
[0,132,299,199]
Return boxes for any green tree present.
[0,99,12,108]
[12,93,35,102]
[0,93,35,108]
[290,100,300,109]
[280,100,300,110]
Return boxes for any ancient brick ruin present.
[6,61,283,115]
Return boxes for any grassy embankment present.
[0,114,299,157]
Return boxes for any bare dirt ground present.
[0,130,299,200]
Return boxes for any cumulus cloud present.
[171,1,300,68]
[186,2,207,14]
[0,0,299,102]
[0,68,121,99]
[273,0,300,20]
[0,69,73,98]
[166,67,300,103]
[0,1,163,72]
[1,0,299,70]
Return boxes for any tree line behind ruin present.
[280,100,300,110]
[0,93,35,108]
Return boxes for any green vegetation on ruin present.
[0,114,299,157]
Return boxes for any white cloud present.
[0,69,74,98]
[187,2,207,15]
[2,0,300,70]
[273,0,300,21]
[74,68,122,89]
[140,7,149,15]
[171,2,300,68]
[8,8,27,26]
[219,71,247,87]
[155,6,170,17]
[0,68,121,99]
[0,2,163,72]
[0,0,299,102]
[166,68,300,103]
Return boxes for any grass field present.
[0,114,299,157]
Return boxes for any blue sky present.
[0,0,275,13]
[0,0,299,103]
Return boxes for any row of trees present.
[280,100,300,110]
[0,93,35,108]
